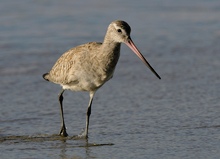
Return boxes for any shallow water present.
[1,0,220,158]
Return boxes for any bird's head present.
[107,20,161,79]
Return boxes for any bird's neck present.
[102,41,121,55]
[99,36,121,73]
[102,31,121,54]
[101,36,121,61]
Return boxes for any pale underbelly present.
[61,73,112,92]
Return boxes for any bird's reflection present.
[59,138,94,159]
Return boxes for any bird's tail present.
[42,73,50,81]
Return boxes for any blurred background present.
[1,0,220,158]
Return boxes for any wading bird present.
[43,20,161,138]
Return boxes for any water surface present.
[1,0,220,158]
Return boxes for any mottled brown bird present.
[43,20,161,138]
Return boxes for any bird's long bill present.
[126,38,161,79]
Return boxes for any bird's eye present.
[117,29,122,33]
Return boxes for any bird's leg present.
[79,91,95,138]
[58,89,68,137]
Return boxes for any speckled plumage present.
[44,41,120,91]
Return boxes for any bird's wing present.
[47,42,102,84]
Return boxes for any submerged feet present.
[59,127,88,139]
[77,129,88,139]
[59,126,68,137]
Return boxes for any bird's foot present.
[77,129,88,139]
[59,127,68,137]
